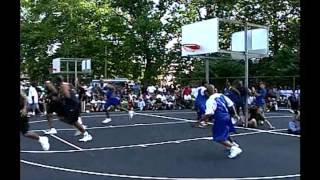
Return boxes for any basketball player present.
[57,81,92,142]
[102,83,121,124]
[194,81,208,128]
[20,92,50,151]
[202,84,242,158]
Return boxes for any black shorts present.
[20,115,29,135]
[47,101,59,114]
[59,108,80,125]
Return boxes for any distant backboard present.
[81,59,91,72]
[51,58,92,74]
[231,28,269,59]
[181,18,219,56]
[52,58,61,73]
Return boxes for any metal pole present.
[105,46,107,79]
[244,23,249,127]
[205,57,209,84]
[75,60,78,89]
[66,61,69,83]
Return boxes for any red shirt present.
[183,87,192,96]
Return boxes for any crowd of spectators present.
[20,79,300,115]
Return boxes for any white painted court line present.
[21,131,261,154]
[31,121,191,133]
[43,130,82,150]
[135,112,197,123]
[265,131,300,137]
[136,113,299,138]
[29,114,127,124]
[20,160,300,180]
[265,115,292,118]
[235,127,300,138]
[29,111,195,124]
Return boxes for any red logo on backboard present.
[182,44,201,52]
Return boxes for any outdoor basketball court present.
[20,110,300,180]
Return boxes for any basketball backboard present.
[52,58,61,73]
[181,18,269,59]
[231,28,269,59]
[81,59,92,72]
[181,18,219,56]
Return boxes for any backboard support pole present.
[244,23,249,127]
[205,56,209,84]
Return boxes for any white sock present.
[38,136,44,142]
[78,117,83,124]
[83,131,88,136]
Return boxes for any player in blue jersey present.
[102,83,121,124]
[202,84,242,159]
[194,82,208,128]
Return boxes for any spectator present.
[132,82,141,96]
[78,83,86,112]
[288,111,300,135]
[252,82,267,116]
[224,80,241,116]
[166,92,176,110]
[236,80,246,116]
[247,106,275,129]
[288,89,300,114]
[247,106,265,128]
[137,97,146,111]
[266,87,278,112]
[147,84,157,95]
[183,85,192,100]
[155,92,167,110]
[28,82,42,115]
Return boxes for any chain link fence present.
[176,76,300,91]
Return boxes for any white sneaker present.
[38,136,50,151]
[74,125,87,136]
[44,128,57,135]
[129,110,134,119]
[226,142,240,150]
[78,132,92,142]
[78,117,83,124]
[231,117,237,125]
[102,118,112,124]
[232,142,240,147]
[228,146,242,159]
[74,130,81,136]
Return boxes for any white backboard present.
[181,18,219,56]
[181,18,268,59]
[231,28,268,59]
[52,58,61,73]
[81,59,91,71]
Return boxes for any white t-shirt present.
[205,93,234,115]
[192,86,206,98]
[156,94,166,102]
[27,86,39,104]
[158,87,163,93]
[191,88,198,98]
[147,86,157,93]
[138,100,145,107]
